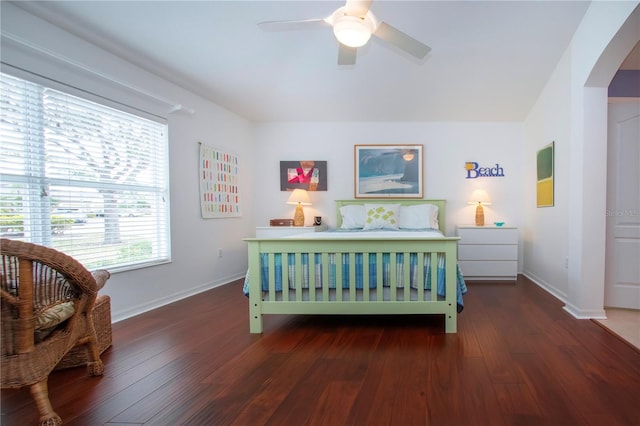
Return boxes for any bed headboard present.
[335,199,446,233]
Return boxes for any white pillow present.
[363,204,400,230]
[399,204,440,230]
[339,205,366,229]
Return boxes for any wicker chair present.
[0,238,110,426]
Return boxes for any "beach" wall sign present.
[465,162,505,179]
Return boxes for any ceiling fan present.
[258,0,431,65]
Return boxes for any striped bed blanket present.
[244,252,467,312]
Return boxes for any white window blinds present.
[0,72,171,271]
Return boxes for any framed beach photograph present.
[354,144,423,198]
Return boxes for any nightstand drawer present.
[457,227,517,244]
[459,244,517,261]
[458,260,517,278]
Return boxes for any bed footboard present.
[245,236,461,334]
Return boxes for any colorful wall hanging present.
[199,142,241,218]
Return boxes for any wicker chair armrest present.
[92,270,110,291]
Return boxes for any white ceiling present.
[12,1,595,122]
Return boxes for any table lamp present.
[468,189,491,226]
[287,189,311,226]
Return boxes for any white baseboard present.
[522,270,607,319]
[521,270,568,303]
[111,272,245,323]
[563,302,607,319]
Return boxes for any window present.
[0,72,170,271]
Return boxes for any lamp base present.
[475,204,484,226]
[293,204,305,226]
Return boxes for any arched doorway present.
[582,7,639,346]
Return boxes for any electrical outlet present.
[564,257,568,269]
[218,248,223,258]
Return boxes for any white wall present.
[1,3,256,322]
[253,122,524,244]
[522,50,572,299]
[523,1,639,316]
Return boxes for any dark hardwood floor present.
[2,275,640,425]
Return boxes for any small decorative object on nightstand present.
[456,224,518,280]
[287,189,311,226]
[468,189,491,226]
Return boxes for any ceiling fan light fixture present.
[259,1,430,65]
[333,15,372,47]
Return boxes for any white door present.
[605,101,640,309]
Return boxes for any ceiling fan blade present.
[258,18,329,32]
[338,44,357,65]
[374,21,431,59]
[345,0,373,17]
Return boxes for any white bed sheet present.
[282,229,445,239]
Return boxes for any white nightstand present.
[456,225,518,280]
[255,225,327,238]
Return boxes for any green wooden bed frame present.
[245,200,461,333]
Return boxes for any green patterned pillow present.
[363,204,400,230]
[34,301,75,341]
